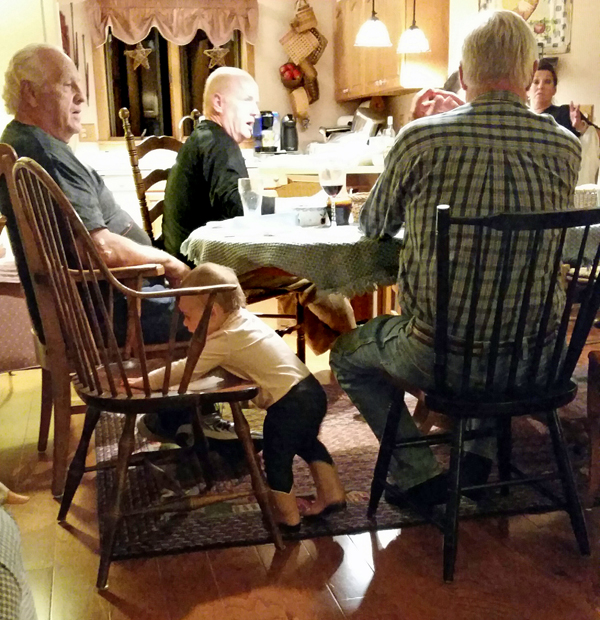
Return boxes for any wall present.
[58,0,98,138]
[0,0,61,132]
[448,0,600,118]
[254,0,355,151]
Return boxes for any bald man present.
[162,67,261,263]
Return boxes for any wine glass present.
[318,165,346,226]
[238,178,263,219]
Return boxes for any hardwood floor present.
[2,335,600,619]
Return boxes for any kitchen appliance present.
[281,114,299,151]
[319,107,386,142]
[254,111,280,152]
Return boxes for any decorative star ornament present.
[204,46,229,69]
[125,43,152,70]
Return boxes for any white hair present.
[202,67,255,115]
[461,10,537,92]
[3,43,63,115]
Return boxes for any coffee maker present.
[281,114,299,152]
[253,111,280,152]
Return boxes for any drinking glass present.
[318,165,346,226]
[238,178,263,218]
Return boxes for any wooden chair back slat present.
[507,228,543,389]
[435,205,600,402]
[462,225,483,392]
[486,228,514,389]
[119,107,183,245]
[21,174,96,388]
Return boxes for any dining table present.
[180,216,403,301]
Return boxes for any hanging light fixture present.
[354,0,392,47]
[397,0,430,54]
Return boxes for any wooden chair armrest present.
[69,263,165,282]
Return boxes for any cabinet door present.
[334,0,370,101]
[334,0,448,101]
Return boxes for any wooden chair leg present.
[229,401,284,550]
[191,404,214,490]
[58,405,102,521]
[37,367,53,452]
[546,409,590,556]
[368,396,404,518]
[97,414,137,590]
[443,418,466,583]
[587,351,600,506]
[51,370,73,498]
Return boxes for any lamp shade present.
[354,15,392,47]
[397,25,430,53]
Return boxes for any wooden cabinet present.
[334,0,449,102]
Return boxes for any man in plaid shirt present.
[331,10,581,507]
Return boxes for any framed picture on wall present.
[478,0,573,54]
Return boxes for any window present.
[104,28,242,138]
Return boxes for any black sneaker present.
[137,413,191,447]
[384,473,449,509]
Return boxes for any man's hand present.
[569,101,588,134]
[90,227,190,285]
[164,256,190,288]
[410,88,465,121]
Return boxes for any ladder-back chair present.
[119,107,193,246]
[369,205,600,582]
[10,155,284,589]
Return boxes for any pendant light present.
[354,0,392,48]
[397,0,430,54]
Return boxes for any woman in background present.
[529,58,588,136]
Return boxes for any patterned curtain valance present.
[84,0,258,48]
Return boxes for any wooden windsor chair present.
[8,155,284,589]
[369,204,600,582]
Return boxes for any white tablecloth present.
[181,220,402,297]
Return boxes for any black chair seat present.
[425,381,577,418]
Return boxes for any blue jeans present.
[113,281,191,346]
[330,314,494,491]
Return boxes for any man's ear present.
[20,80,39,108]
[211,92,224,115]
[458,64,467,92]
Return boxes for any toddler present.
[135,263,345,531]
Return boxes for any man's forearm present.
[91,228,189,281]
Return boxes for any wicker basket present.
[291,0,318,33]
[350,192,370,222]
[280,29,319,65]
[306,28,328,65]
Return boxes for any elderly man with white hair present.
[0,44,254,445]
[331,10,581,508]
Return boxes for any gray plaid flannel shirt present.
[361,90,582,342]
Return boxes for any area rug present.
[94,371,592,562]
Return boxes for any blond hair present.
[202,67,255,116]
[3,44,63,115]
[461,10,537,92]
[181,262,246,313]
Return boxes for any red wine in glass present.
[323,184,343,197]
